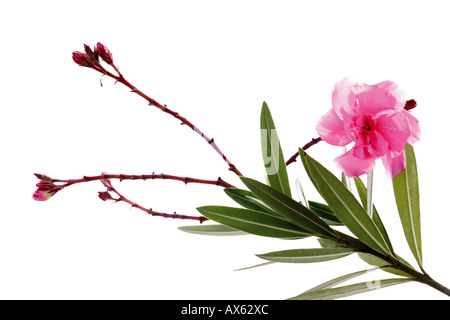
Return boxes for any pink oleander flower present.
[316,78,420,178]
[32,181,64,201]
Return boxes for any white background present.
[1,0,449,300]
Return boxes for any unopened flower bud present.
[404,99,417,111]
[35,181,56,191]
[33,181,64,201]
[96,42,113,65]
[98,191,113,201]
[72,51,89,67]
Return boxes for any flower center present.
[361,120,372,134]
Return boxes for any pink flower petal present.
[402,110,420,145]
[316,109,352,146]
[381,151,406,178]
[367,130,390,157]
[354,81,402,115]
[375,110,411,153]
[334,146,376,178]
[375,80,406,110]
[332,78,358,117]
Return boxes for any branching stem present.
[88,62,243,176]
[102,179,209,223]
[52,172,235,189]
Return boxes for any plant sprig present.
[183,102,449,299]
[34,43,448,299]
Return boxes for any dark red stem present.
[52,173,236,189]
[103,180,208,223]
[88,62,242,177]
[286,137,322,166]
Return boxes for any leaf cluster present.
[179,102,426,299]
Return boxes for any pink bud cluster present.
[72,42,114,69]
[32,174,64,201]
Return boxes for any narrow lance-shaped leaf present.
[257,247,354,263]
[260,102,291,197]
[308,201,343,226]
[288,278,412,300]
[317,238,348,248]
[241,177,340,240]
[234,261,275,272]
[178,224,247,236]
[357,252,411,277]
[295,176,308,207]
[224,188,276,216]
[299,149,391,256]
[302,267,379,293]
[341,171,350,190]
[353,176,394,253]
[318,237,411,277]
[393,144,422,269]
[197,206,310,239]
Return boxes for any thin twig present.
[51,172,236,189]
[100,179,209,223]
[76,44,243,176]
[286,137,322,166]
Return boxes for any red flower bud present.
[72,51,89,67]
[32,181,64,201]
[404,99,417,111]
[98,191,114,201]
[33,189,53,201]
[36,181,56,191]
[96,42,113,65]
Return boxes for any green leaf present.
[257,247,354,263]
[353,177,394,253]
[234,261,275,271]
[260,102,291,197]
[393,144,422,269]
[341,171,350,189]
[299,149,391,256]
[308,201,343,226]
[288,278,412,300]
[224,188,276,216]
[178,224,247,236]
[241,177,339,240]
[302,267,379,293]
[357,253,411,277]
[317,238,347,248]
[197,206,310,239]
